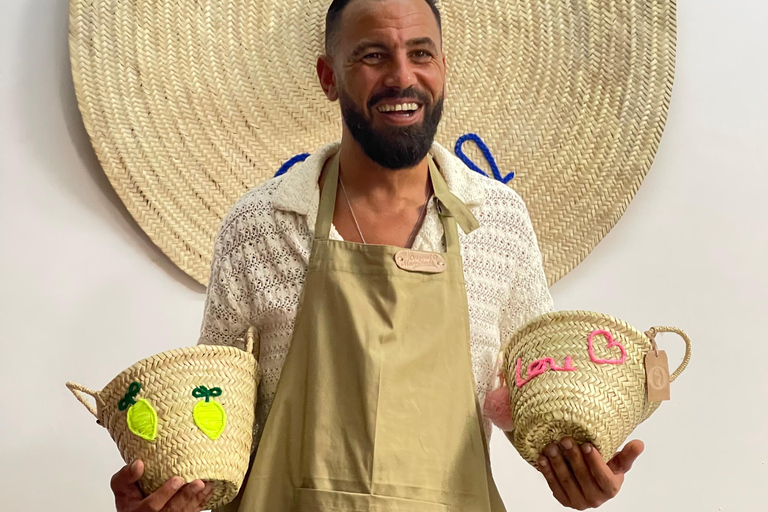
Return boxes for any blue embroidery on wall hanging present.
[273,134,512,184]
[274,153,311,177]
[454,133,514,184]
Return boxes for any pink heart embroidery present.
[588,330,627,365]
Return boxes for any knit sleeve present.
[486,193,553,439]
[499,195,554,353]
[197,217,254,350]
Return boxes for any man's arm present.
[486,190,552,433]
[493,193,644,510]
[197,219,253,350]
[498,194,554,354]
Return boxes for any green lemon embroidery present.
[192,386,226,440]
[118,382,158,442]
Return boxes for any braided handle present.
[66,381,104,422]
[644,326,692,382]
[245,326,259,358]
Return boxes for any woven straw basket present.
[501,311,691,465]
[66,330,259,508]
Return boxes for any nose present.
[382,52,417,90]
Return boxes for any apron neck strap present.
[315,151,480,248]
[315,151,340,240]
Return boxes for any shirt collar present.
[273,141,486,221]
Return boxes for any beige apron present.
[217,152,507,511]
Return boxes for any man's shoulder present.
[470,175,538,252]
[475,174,531,222]
[431,143,531,225]
[218,177,285,238]
[216,143,338,250]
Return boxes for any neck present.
[336,131,430,208]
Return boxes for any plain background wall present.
[1,0,766,510]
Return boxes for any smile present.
[374,102,423,123]
[377,102,420,113]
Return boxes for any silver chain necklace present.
[339,176,432,248]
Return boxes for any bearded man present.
[109,1,643,510]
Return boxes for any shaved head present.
[325,0,442,55]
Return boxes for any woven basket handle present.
[644,326,692,382]
[245,326,259,358]
[66,381,104,422]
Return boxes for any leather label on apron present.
[394,250,447,273]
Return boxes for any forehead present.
[338,0,441,49]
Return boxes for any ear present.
[317,55,338,102]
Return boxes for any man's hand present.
[111,460,214,512]
[538,438,644,510]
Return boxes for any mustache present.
[368,86,432,109]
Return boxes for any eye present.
[362,52,386,63]
[411,50,433,61]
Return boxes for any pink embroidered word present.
[514,329,628,388]
[515,356,576,388]
[588,329,627,365]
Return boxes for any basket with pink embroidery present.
[500,311,691,466]
[65,329,259,509]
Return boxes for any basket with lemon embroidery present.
[66,329,259,509]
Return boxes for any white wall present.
[1,1,766,510]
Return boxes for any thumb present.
[111,460,145,501]
[607,440,644,475]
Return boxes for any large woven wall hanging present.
[69,0,676,286]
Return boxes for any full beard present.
[338,88,444,170]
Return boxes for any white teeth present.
[378,103,419,113]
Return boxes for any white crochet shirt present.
[197,142,554,447]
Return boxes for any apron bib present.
[217,152,506,512]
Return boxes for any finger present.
[607,439,645,475]
[197,482,215,508]
[544,443,586,508]
[137,476,187,511]
[538,455,571,507]
[158,480,206,512]
[582,443,621,498]
[560,438,603,507]
[111,460,145,501]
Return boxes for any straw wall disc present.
[69,0,676,286]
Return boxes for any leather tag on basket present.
[645,350,671,401]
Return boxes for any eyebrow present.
[349,41,389,61]
[348,37,439,61]
[406,37,438,53]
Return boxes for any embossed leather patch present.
[394,250,447,273]
[645,350,671,402]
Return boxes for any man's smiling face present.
[319,0,446,169]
